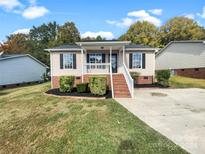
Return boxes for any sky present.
[0,0,205,42]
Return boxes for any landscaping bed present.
[46,88,112,99]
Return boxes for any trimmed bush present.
[59,76,75,92]
[130,72,140,80]
[77,83,88,93]
[89,76,107,96]
[156,70,171,87]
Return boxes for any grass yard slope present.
[170,76,205,89]
[0,83,187,154]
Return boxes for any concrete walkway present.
[115,88,205,154]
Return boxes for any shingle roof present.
[125,44,152,49]
[49,44,82,50]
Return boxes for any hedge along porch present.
[46,41,157,98]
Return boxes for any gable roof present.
[155,40,205,70]
[45,44,82,52]
[0,54,49,68]
[156,40,205,56]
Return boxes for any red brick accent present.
[52,76,82,89]
[174,68,205,79]
[51,75,111,89]
[135,76,154,85]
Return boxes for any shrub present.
[156,70,171,87]
[59,76,75,92]
[77,83,88,93]
[130,72,140,80]
[89,76,107,96]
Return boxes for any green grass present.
[169,76,205,89]
[0,83,187,154]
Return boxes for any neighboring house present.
[0,54,48,87]
[46,41,157,98]
[156,40,205,79]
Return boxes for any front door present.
[111,54,117,73]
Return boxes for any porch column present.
[122,46,125,64]
[109,47,112,72]
[81,49,84,83]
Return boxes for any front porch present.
[77,41,134,98]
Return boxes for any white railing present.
[84,63,110,74]
[122,63,134,98]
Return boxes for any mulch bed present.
[45,88,112,99]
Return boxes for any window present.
[63,54,73,69]
[132,53,142,68]
[88,53,104,69]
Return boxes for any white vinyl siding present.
[0,56,47,86]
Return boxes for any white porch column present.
[81,49,84,83]
[109,47,114,98]
[122,46,125,64]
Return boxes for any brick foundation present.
[174,68,205,79]
[52,75,111,89]
[52,76,82,89]
[135,76,154,85]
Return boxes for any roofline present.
[0,54,49,68]
[126,48,159,51]
[156,40,205,57]
[45,48,82,52]
[76,41,131,46]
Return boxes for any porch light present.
[101,46,104,49]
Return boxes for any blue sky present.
[0,0,205,42]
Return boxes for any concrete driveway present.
[115,88,205,154]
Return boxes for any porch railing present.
[84,63,110,74]
[122,63,134,98]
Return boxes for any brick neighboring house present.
[46,41,157,98]
[156,40,205,79]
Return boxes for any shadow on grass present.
[117,140,139,154]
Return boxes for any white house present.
[0,54,48,87]
[46,41,157,98]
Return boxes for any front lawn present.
[0,83,187,154]
[169,76,205,89]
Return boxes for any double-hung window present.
[88,53,104,69]
[132,53,142,68]
[63,54,73,69]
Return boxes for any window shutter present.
[73,54,76,69]
[102,54,105,63]
[129,53,133,69]
[87,54,89,63]
[60,54,63,69]
[142,53,146,69]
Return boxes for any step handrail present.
[122,63,134,98]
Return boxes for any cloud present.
[106,18,135,28]
[185,14,195,19]
[148,9,162,16]
[0,0,21,10]
[28,0,36,5]
[106,9,162,28]
[197,6,205,19]
[22,6,49,19]
[13,28,30,34]
[81,31,115,40]
[128,10,161,26]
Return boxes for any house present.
[46,41,157,98]
[0,53,48,88]
[156,40,205,79]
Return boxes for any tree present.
[160,17,205,45]
[119,21,160,47]
[57,22,80,44]
[0,34,29,54]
